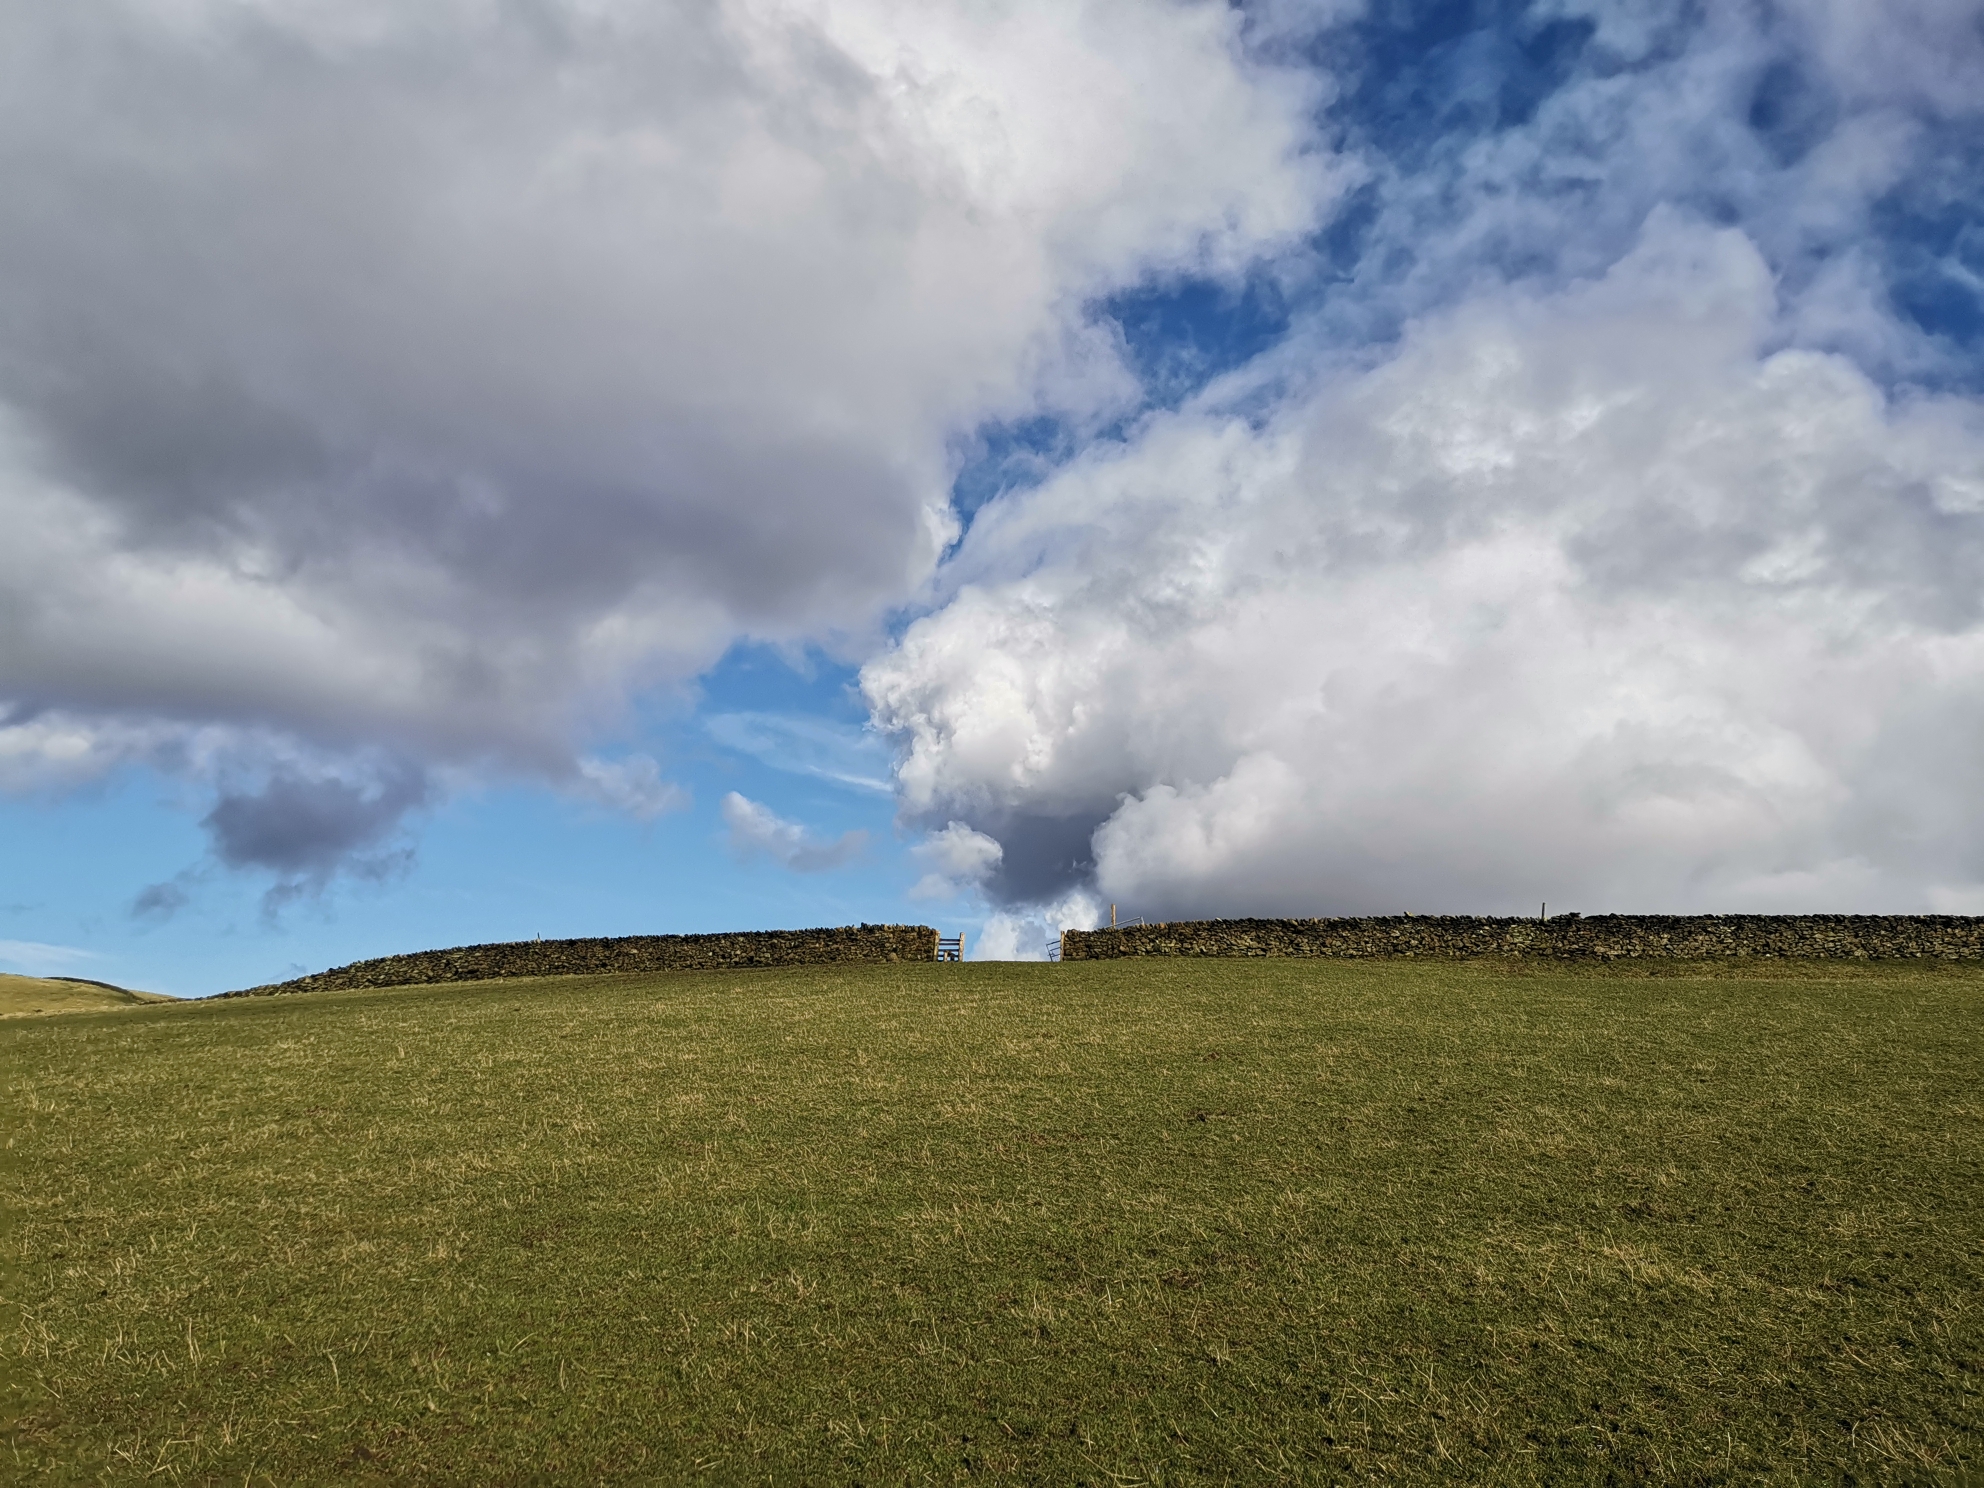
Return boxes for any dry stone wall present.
[220,924,938,998]
[1060,915,1984,962]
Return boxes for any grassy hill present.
[0,973,172,1018]
[2,959,1979,1482]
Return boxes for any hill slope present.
[0,973,172,1017]
[3,959,1978,1481]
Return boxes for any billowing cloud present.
[907,820,1004,899]
[972,913,1053,962]
[720,791,866,872]
[857,0,1984,920]
[11,0,1984,925]
[0,0,1335,882]
[865,207,1984,914]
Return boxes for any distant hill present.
[0,973,174,1017]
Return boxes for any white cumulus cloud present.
[907,820,1004,900]
[864,211,1984,915]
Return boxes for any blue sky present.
[3,0,1983,994]
[0,647,944,996]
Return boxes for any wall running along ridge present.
[1060,915,1984,962]
[219,924,939,998]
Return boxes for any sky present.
[3,0,1983,995]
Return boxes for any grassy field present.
[2,958,1978,1483]
[0,977,172,1019]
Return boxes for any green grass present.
[2,959,1979,1483]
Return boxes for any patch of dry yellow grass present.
[0,973,172,1018]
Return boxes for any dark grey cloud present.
[201,762,428,907]
[130,878,193,922]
